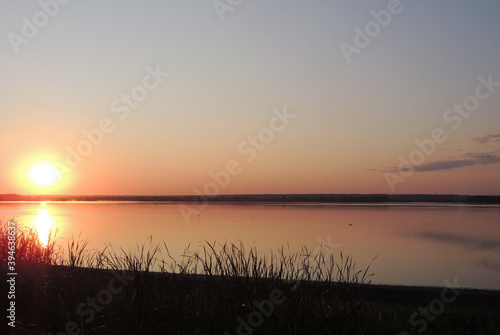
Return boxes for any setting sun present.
[29,162,60,187]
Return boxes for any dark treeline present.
[1,193,500,204]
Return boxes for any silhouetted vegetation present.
[1,219,499,335]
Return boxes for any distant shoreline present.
[1,193,500,204]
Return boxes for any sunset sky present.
[1,0,499,196]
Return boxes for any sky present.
[1,0,500,196]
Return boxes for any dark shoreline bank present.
[5,264,499,335]
[2,193,500,204]
[47,264,500,309]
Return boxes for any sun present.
[29,162,60,187]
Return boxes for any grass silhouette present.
[1,219,498,334]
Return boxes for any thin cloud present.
[472,134,500,144]
[381,152,500,173]
[414,152,500,172]
[476,259,500,271]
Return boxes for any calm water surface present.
[1,202,499,290]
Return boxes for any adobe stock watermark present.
[178,107,296,223]
[52,64,169,179]
[6,220,17,329]
[47,270,135,335]
[223,288,286,335]
[311,235,341,261]
[398,277,462,335]
[7,0,73,54]
[340,0,414,64]
[213,0,244,22]
[223,272,306,335]
[384,74,499,192]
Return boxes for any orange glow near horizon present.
[11,154,74,195]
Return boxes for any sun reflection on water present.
[34,207,52,247]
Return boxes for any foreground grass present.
[1,219,499,335]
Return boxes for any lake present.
[1,201,499,290]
